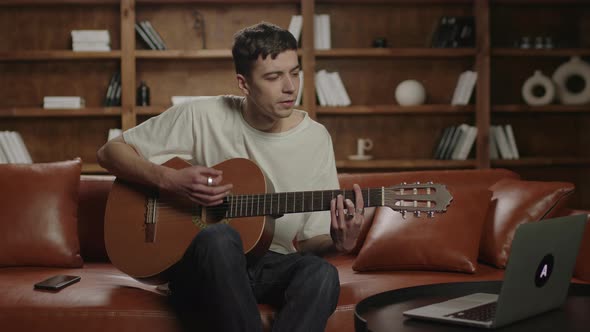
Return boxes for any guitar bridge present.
[145,197,157,243]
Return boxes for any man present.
[97,22,368,332]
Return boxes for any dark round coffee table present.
[354,281,590,331]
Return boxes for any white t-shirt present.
[123,95,339,254]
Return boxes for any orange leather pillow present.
[479,178,574,268]
[0,159,83,267]
[353,187,492,273]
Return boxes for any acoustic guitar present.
[104,157,452,284]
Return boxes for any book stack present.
[430,16,475,48]
[43,96,85,109]
[287,14,331,49]
[0,131,33,164]
[71,30,111,51]
[135,21,167,50]
[490,124,519,160]
[315,70,351,107]
[103,72,121,107]
[451,70,477,105]
[433,123,478,160]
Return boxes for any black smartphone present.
[34,275,81,291]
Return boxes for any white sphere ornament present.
[395,80,426,106]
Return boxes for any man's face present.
[239,50,300,120]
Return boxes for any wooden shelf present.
[82,163,108,174]
[318,104,474,115]
[492,48,590,57]
[492,105,590,113]
[0,0,120,5]
[0,50,121,61]
[492,157,590,168]
[316,48,476,58]
[136,49,232,59]
[336,159,477,170]
[0,107,122,118]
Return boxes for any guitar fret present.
[301,191,304,212]
[251,194,254,217]
[257,194,260,216]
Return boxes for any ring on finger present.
[207,176,213,187]
[356,208,365,215]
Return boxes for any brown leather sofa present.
[1,168,589,332]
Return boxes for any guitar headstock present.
[383,182,452,218]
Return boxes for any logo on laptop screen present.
[535,254,554,287]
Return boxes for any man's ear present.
[237,74,250,95]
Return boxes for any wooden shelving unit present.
[2,0,590,208]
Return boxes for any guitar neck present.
[224,188,384,218]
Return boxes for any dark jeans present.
[168,223,340,332]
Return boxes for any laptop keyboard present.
[445,302,497,322]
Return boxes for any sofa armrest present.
[559,209,590,281]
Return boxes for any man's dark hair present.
[232,22,298,77]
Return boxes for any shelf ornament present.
[394,80,426,106]
[552,56,590,105]
[521,70,555,106]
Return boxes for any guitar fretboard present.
[224,188,384,218]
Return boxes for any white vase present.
[395,80,426,106]
[521,70,555,106]
[552,56,590,105]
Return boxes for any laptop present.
[403,214,587,329]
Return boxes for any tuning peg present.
[427,181,433,185]
[400,182,407,185]
[414,211,421,218]
[401,210,407,219]
[428,211,435,218]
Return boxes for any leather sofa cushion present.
[352,187,492,273]
[479,178,575,268]
[0,159,83,268]
[554,209,590,282]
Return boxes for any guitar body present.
[104,157,274,284]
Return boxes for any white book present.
[72,43,111,52]
[321,14,331,50]
[12,132,32,163]
[489,129,499,160]
[0,132,19,163]
[493,125,514,159]
[314,15,324,50]
[451,71,469,105]
[5,132,24,163]
[457,126,478,160]
[318,70,338,106]
[0,143,7,163]
[462,71,477,104]
[295,71,303,106]
[140,21,164,50]
[288,15,303,43]
[330,71,351,106]
[315,71,329,106]
[325,72,343,106]
[71,30,110,43]
[504,124,520,159]
[451,123,470,160]
[44,96,83,102]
